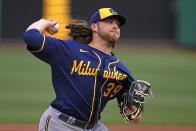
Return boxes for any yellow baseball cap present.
[90,8,126,26]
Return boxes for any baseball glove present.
[119,80,152,122]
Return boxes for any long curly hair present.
[66,19,92,44]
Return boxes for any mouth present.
[110,31,119,35]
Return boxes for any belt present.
[58,113,95,130]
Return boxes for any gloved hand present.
[119,80,152,122]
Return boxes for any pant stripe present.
[45,115,51,131]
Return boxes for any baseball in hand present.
[51,23,59,34]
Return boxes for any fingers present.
[47,19,58,26]
[124,105,136,114]
[43,19,59,35]
[130,105,136,111]
[26,19,58,33]
[124,107,131,114]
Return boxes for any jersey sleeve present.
[23,29,67,64]
[116,68,135,105]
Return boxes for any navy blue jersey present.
[23,29,135,123]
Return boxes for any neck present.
[89,37,113,56]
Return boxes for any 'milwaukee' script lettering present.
[70,60,127,80]
[70,60,99,76]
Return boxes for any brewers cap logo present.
[109,8,118,15]
[90,8,126,26]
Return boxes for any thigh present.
[39,108,50,131]
[91,122,108,131]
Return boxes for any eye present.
[105,20,113,24]
[103,20,120,28]
[116,23,120,28]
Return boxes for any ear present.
[90,23,98,32]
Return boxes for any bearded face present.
[97,20,120,47]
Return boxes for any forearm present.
[23,19,58,50]
[26,19,57,34]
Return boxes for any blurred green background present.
[1,0,196,127]
[0,44,195,125]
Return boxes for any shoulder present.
[63,40,89,49]
[44,38,83,47]
[64,40,85,45]
[118,61,131,72]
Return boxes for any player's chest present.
[69,54,127,97]
[68,52,127,80]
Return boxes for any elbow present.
[22,29,44,50]
[22,31,29,44]
[22,29,41,44]
[22,30,34,44]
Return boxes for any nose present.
[113,23,119,30]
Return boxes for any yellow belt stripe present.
[45,115,51,131]
[31,34,46,53]
[85,51,101,128]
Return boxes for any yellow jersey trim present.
[31,34,46,53]
[85,51,101,128]
[45,115,51,131]
[80,49,89,53]
[95,78,108,123]
[107,60,120,73]
[95,59,120,122]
